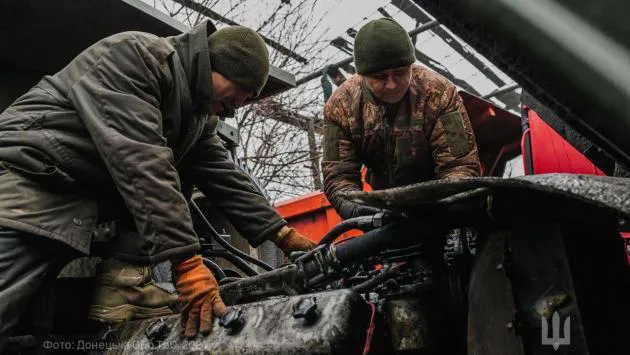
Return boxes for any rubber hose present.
[317,215,375,246]
[334,220,444,264]
[219,276,242,285]
[190,200,274,271]
[352,265,400,293]
[204,250,259,277]
[202,257,227,281]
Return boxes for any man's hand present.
[172,255,227,339]
[272,226,316,256]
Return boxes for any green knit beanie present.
[354,18,416,74]
[208,26,269,97]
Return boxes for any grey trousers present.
[0,227,78,353]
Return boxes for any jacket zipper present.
[383,108,394,186]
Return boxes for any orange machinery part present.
[275,169,371,244]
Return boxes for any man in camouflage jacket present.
[322,18,481,219]
[0,21,314,349]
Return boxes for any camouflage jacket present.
[322,65,481,219]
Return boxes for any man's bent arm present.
[184,119,286,247]
[430,85,481,180]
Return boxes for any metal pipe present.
[296,20,440,86]
[483,83,520,99]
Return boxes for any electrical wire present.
[190,199,274,272]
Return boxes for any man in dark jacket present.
[322,18,481,218]
[0,20,314,349]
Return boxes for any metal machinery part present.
[3,1,630,353]
[89,175,627,354]
[92,290,370,355]
[4,174,628,354]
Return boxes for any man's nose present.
[384,75,397,90]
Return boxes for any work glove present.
[271,225,316,256]
[172,255,227,339]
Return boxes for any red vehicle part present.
[522,108,605,175]
[522,106,630,264]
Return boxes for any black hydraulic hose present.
[204,250,259,277]
[202,257,227,281]
[218,276,242,286]
[190,200,274,272]
[317,215,377,246]
[334,220,445,265]
[352,264,401,293]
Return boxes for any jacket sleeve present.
[321,96,376,219]
[68,38,200,259]
[183,120,287,247]
[430,85,481,180]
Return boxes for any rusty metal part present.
[507,223,589,354]
[384,297,433,352]
[534,291,570,319]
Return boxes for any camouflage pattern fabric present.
[322,65,481,218]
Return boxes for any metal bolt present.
[506,322,514,329]
[293,296,318,324]
[145,318,170,345]
[496,263,503,271]
[219,307,245,334]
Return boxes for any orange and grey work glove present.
[271,225,316,256]
[172,255,227,339]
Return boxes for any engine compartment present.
[8,174,628,354]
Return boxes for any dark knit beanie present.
[208,26,269,97]
[354,18,416,74]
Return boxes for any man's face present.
[210,72,255,116]
[363,65,412,104]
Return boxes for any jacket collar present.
[168,20,217,114]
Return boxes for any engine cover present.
[94,289,371,354]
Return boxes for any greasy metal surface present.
[533,292,569,320]
[384,298,431,351]
[340,174,630,220]
[97,289,370,355]
[467,230,525,355]
[507,223,589,354]
[219,265,306,306]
